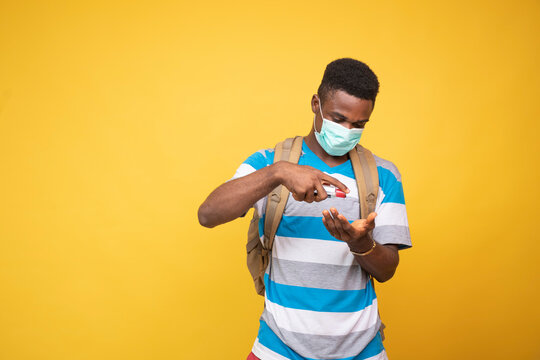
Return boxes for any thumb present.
[366,212,377,225]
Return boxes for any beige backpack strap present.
[258,136,303,276]
[349,144,379,219]
[263,136,303,252]
[264,136,303,250]
[261,138,287,252]
[249,135,303,296]
[349,144,385,340]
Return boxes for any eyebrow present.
[331,111,370,124]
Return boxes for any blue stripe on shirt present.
[258,215,265,238]
[264,273,376,312]
[244,151,269,171]
[378,167,405,205]
[275,216,351,241]
[257,319,385,360]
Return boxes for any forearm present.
[349,235,399,283]
[198,162,283,228]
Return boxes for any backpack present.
[245,135,386,340]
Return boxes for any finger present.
[338,215,358,240]
[322,209,333,221]
[292,192,304,202]
[366,212,377,228]
[367,212,377,223]
[304,187,315,203]
[324,210,340,235]
[330,208,347,240]
[322,210,338,238]
[320,173,350,194]
[314,182,328,202]
[337,213,354,233]
[322,215,335,237]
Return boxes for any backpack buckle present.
[367,193,376,206]
[270,192,281,203]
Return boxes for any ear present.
[311,95,322,133]
[311,94,320,114]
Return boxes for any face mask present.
[314,98,363,156]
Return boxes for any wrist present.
[349,234,376,254]
[270,161,287,186]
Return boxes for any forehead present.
[325,90,374,117]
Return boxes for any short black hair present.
[317,58,380,106]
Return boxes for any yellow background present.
[1,0,539,359]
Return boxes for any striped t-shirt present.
[231,139,412,360]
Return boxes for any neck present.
[304,129,349,167]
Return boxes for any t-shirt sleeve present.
[372,160,412,250]
[227,149,274,217]
[228,149,272,181]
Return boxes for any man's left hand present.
[322,208,377,252]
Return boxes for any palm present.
[351,219,370,235]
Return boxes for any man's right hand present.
[274,161,349,203]
[198,159,350,228]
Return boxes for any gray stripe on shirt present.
[268,257,368,291]
[373,225,411,249]
[373,154,401,182]
[283,193,360,219]
[260,308,382,359]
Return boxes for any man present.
[198,58,412,360]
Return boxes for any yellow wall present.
[1,0,539,359]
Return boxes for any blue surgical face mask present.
[314,97,363,156]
